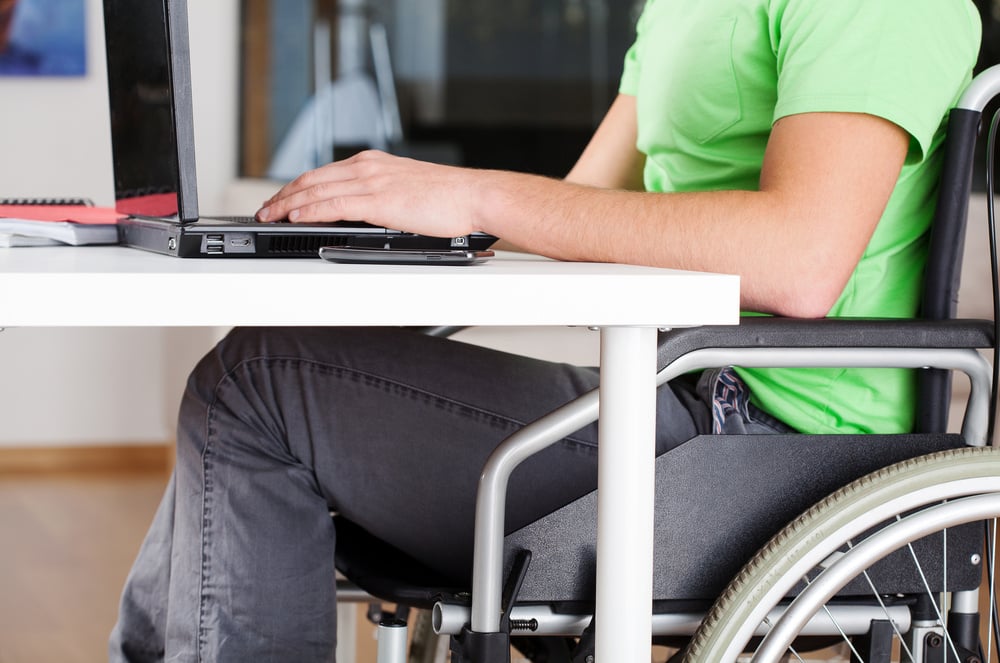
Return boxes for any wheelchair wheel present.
[685,446,1000,663]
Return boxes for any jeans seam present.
[196,405,216,663]
[230,355,596,451]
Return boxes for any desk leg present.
[595,326,657,662]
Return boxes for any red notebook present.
[0,203,122,246]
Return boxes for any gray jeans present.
[109,327,789,663]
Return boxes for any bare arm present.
[493,94,645,251]
[564,94,645,190]
[258,102,908,318]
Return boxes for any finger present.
[284,194,379,225]
[264,171,341,209]
[262,160,365,209]
[258,179,372,222]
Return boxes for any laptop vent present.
[264,234,349,255]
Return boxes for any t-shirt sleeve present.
[619,43,640,96]
[618,1,654,97]
[771,0,981,162]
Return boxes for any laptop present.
[101,0,495,258]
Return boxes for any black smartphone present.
[318,246,495,265]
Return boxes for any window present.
[238,0,641,180]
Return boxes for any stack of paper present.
[0,205,122,247]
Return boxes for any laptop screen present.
[102,0,197,220]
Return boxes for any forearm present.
[475,173,846,317]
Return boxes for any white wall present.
[186,0,241,215]
[0,327,168,444]
[0,0,238,446]
[0,0,239,208]
[0,0,113,203]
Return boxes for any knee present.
[175,328,291,459]
[212,326,357,368]
[214,326,284,366]
[176,328,278,443]
[178,325,351,422]
[177,325,407,436]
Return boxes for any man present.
[111,1,982,661]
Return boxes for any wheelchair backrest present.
[917,66,1000,433]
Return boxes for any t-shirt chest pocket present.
[641,16,743,145]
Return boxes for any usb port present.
[202,233,226,254]
[224,232,255,253]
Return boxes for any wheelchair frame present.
[343,65,1000,663]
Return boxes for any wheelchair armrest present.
[657,317,995,370]
[411,325,469,338]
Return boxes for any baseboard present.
[0,443,173,474]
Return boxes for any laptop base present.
[118,216,496,258]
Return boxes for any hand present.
[257,150,489,239]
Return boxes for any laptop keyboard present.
[201,215,259,224]
[0,197,96,207]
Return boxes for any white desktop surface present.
[0,247,738,328]
[0,245,740,662]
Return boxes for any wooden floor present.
[1,468,997,663]
[0,469,168,663]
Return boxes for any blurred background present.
[239,0,643,181]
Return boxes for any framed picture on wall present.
[0,0,85,76]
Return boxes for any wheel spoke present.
[894,512,963,663]
[800,570,867,663]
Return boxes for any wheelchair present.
[334,65,1000,663]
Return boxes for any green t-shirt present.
[619,0,981,434]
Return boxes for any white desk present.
[0,246,740,662]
